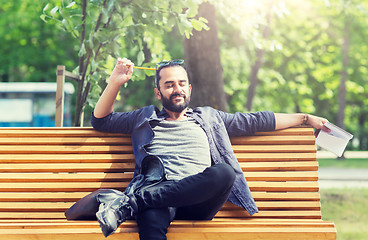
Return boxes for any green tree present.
[41,0,208,126]
[0,0,78,83]
[218,0,368,150]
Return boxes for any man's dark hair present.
[155,63,187,89]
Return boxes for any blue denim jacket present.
[91,105,275,215]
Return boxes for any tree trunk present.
[358,112,367,150]
[183,2,227,111]
[143,41,155,106]
[246,48,266,111]
[338,17,350,129]
[245,10,271,111]
[73,0,87,127]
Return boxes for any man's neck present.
[165,108,188,121]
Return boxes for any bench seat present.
[0,127,336,239]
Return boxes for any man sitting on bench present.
[65,57,330,239]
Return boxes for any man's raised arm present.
[93,57,134,118]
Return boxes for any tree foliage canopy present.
[1,0,367,149]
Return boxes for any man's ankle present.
[127,194,139,213]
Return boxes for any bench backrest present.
[0,127,320,220]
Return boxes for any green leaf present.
[87,38,94,51]
[43,3,49,12]
[50,6,59,16]
[177,20,185,35]
[144,70,155,77]
[191,19,202,31]
[66,2,76,8]
[91,60,98,72]
[185,31,192,39]
[137,50,145,65]
[78,43,87,57]
[202,24,210,31]
[180,15,193,29]
[198,17,208,24]
[186,7,198,18]
[40,14,47,22]
[171,2,183,14]
[61,19,68,31]
[107,0,117,12]
[199,17,210,31]
[101,8,109,24]
[167,16,176,28]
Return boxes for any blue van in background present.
[0,82,74,127]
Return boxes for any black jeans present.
[134,163,236,240]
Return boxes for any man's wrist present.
[108,78,125,88]
[302,114,309,125]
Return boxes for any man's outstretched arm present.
[274,113,330,132]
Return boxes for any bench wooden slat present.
[248,181,319,192]
[0,181,318,193]
[0,232,336,240]
[0,192,94,202]
[1,147,317,157]
[0,201,322,213]
[0,201,320,212]
[0,219,336,229]
[0,192,321,202]
[0,152,316,163]
[241,161,318,171]
[0,161,318,172]
[251,192,321,201]
[0,218,333,229]
[0,212,66,219]
[236,152,316,161]
[0,227,334,240]
[0,173,133,182]
[0,127,311,136]
[218,210,322,218]
[0,181,319,192]
[0,182,127,192]
[0,171,318,182]
[0,128,129,137]
[213,210,322,218]
[0,154,135,163]
[0,137,132,145]
[0,163,135,172]
[254,127,315,135]
[0,218,334,223]
[0,211,323,220]
[1,201,320,211]
[244,171,318,181]
[232,145,316,153]
[0,146,133,154]
[230,135,315,145]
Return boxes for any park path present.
[317,151,368,189]
[318,167,368,189]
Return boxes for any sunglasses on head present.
[156,59,185,70]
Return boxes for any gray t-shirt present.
[145,117,211,180]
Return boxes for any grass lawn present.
[320,188,368,240]
[318,156,368,239]
[318,158,368,168]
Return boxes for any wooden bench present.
[0,127,336,239]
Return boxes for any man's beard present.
[160,92,190,113]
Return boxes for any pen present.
[133,66,156,71]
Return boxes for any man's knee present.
[208,163,236,188]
